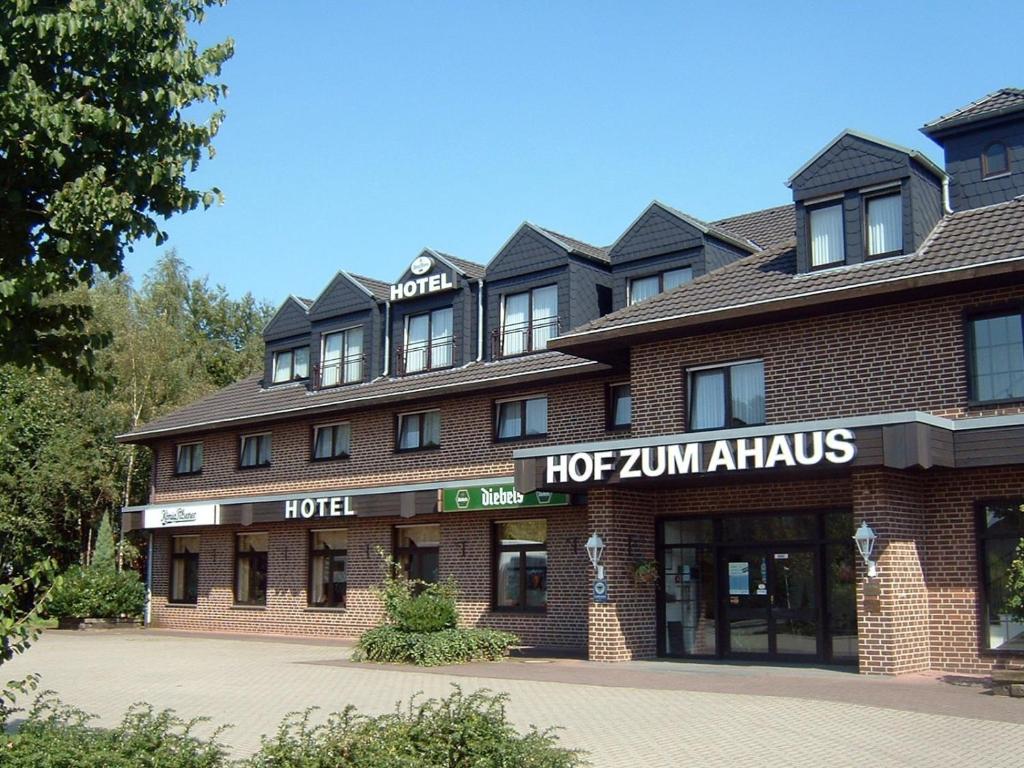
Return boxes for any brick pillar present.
[853,469,930,674]
[586,488,657,661]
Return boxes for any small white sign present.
[143,504,218,529]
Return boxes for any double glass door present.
[723,547,818,658]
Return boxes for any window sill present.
[230,603,267,610]
[395,445,442,454]
[605,425,631,434]
[310,454,350,464]
[494,434,549,444]
[237,463,272,471]
[166,601,198,608]
[304,606,347,613]
[865,249,903,261]
[807,259,847,272]
[400,364,456,376]
[966,398,1024,409]
[172,471,203,478]
[490,607,547,615]
[317,380,362,391]
[982,170,1012,181]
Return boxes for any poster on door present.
[728,562,749,595]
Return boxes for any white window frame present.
[865,189,903,258]
[174,441,203,475]
[808,202,845,268]
[271,345,310,384]
[239,432,272,468]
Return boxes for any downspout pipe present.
[382,300,392,377]
[476,280,484,362]
[145,531,153,626]
[941,174,953,215]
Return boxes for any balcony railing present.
[314,353,365,389]
[491,317,560,358]
[396,335,455,376]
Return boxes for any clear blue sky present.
[124,0,1022,307]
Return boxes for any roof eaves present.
[921,88,1024,135]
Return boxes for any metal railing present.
[396,335,455,376]
[491,317,560,358]
[314,353,365,388]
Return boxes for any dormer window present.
[272,346,309,383]
[865,192,903,257]
[628,267,692,305]
[404,307,453,373]
[501,285,558,356]
[809,203,844,267]
[982,142,1010,178]
[321,327,363,387]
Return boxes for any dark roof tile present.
[537,227,611,263]
[923,88,1024,135]
[436,252,486,279]
[348,274,391,302]
[712,204,795,249]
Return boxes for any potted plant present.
[632,559,660,585]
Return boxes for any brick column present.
[586,488,658,661]
[853,469,930,674]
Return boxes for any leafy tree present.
[92,513,116,572]
[1005,539,1024,622]
[0,0,234,385]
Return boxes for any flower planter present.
[990,668,1024,697]
[57,617,142,631]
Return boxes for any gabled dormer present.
[484,222,612,359]
[788,130,945,273]
[262,296,313,387]
[388,250,483,375]
[922,87,1024,212]
[607,201,757,309]
[305,271,387,388]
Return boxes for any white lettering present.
[441,273,453,290]
[641,446,666,477]
[390,283,403,300]
[619,448,643,478]
[428,274,441,292]
[547,454,568,484]
[330,497,342,516]
[300,498,316,518]
[735,437,766,470]
[794,431,824,466]
[824,428,857,464]
[285,500,299,519]
[764,434,797,467]
[568,452,594,483]
[594,451,617,481]
[667,443,701,474]
[707,440,736,471]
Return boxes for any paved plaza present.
[3,630,1023,766]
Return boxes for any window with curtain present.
[235,532,268,605]
[495,397,547,440]
[169,535,199,604]
[397,410,441,451]
[405,307,453,373]
[501,285,558,356]
[983,142,1009,178]
[240,433,272,468]
[494,520,547,611]
[272,346,309,383]
[312,422,351,460]
[866,193,903,257]
[809,204,844,267]
[968,312,1024,403]
[395,524,440,583]
[175,442,203,475]
[978,501,1024,651]
[309,529,347,607]
[629,268,693,305]
[689,361,765,430]
[608,383,631,429]
[321,327,363,387]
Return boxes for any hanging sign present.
[441,484,569,513]
[545,428,856,485]
[284,496,352,519]
[143,504,218,529]
[592,578,609,603]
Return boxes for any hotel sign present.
[441,484,569,512]
[545,428,857,484]
[143,504,218,529]
[390,256,458,301]
[284,496,352,519]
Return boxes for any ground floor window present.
[395,524,440,583]
[235,532,268,605]
[309,529,347,607]
[494,519,547,611]
[978,501,1024,652]
[169,535,199,604]
[658,510,856,662]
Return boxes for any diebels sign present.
[546,429,857,484]
[441,484,569,512]
[390,256,458,301]
[284,496,352,519]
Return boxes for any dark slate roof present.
[536,226,611,264]
[296,297,313,308]
[348,274,391,302]
[119,351,607,441]
[436,252,486,279]
[923,88,1024,137]
[712,204,795,250]
[552,197,1024,351]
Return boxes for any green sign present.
[441,484,569,513]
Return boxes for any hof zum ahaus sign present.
[546,428,857,484]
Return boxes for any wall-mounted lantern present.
[585,532,606,580]
[853,521,878,578]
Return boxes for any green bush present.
[2,695,228,768]
[248,686,586,768]
[1005,538,1024,621]
[375,555,458,632]
[353,626,519,666]
[46,565,146,619]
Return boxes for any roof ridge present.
[922,87,1024,129]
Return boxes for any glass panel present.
[984,502,1024,537]
[191,444,203,472]
[496,551,521,607]
[173,536,199,554]
[690,369,725,430]
[525,397,547,436]
[313,530,347,550]
[176,445,195,474]
[525,551,547,608]
[293,347,309,379]
[663,267,692,291]
[332,424,350,456]
[531,285,558,350]
[256,435,271,465]
[629,275,660,304]
[406,314,429,373]
[322,332,342,386]
[867,194,902,256]
[971,314,1024,402]
[727,551,770,654]
[497,401,522,439]
[984,143,1009,176]
[398,414,420,449]
[772,551,817,656]
[730,362,764,426]
[431,308,453,368]
[240,436,257,466]
[238,533,268,552]
[611,384,631,427]
[499,520,547,545]
[313,426,333,459]
[810,204,844,266]
[662,546,716,655]
[722,514,817,542]
[985,537,1024,651]
[273,350,292,383]
[422,411,441,447]
[397,525,440,548]
[344,328,363,383]
[824,510,854,540]
[826,543,858,660]
[502,292,529,355]
[662,519,713,545]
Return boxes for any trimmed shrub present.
[354,626,519,666]
[46,564,146,619]
[247,686,586,768]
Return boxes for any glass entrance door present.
[722,547,818,658]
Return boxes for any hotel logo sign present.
[390,256,458,301]
[545,429,856,485]
[284,496,352,519]
[143,504,218,529]
[441,484,569,513]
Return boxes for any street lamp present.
[852,521,878,578]
[585,532,606,580]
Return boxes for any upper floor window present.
[809,203,844,267]
[688,360,765,431]
[174,442,203,476]
[495,396,547,441]
[272,346,309,383]
[240,432,272,468]
[312,422,351,461]
[628,268,692,305]
[397,410,441,451]
[309,529,347,608]
[321,327,363,388]
[501,285,558,356]
[404,307,453,373]
[865,192,902,257]
[983,142,1010,178]
[968,311,1024,403]
[608,383,631,430]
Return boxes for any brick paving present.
[4,630,1023,766]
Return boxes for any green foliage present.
[92,513,116,572]
[46,564,146,619]
[373,549,458,632]
[247,687,585,768]
[2,695,228,767]
[353,627,519,667]
[0,0,234,384]
[0,559,58,665]
[1004,539,1024,622]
